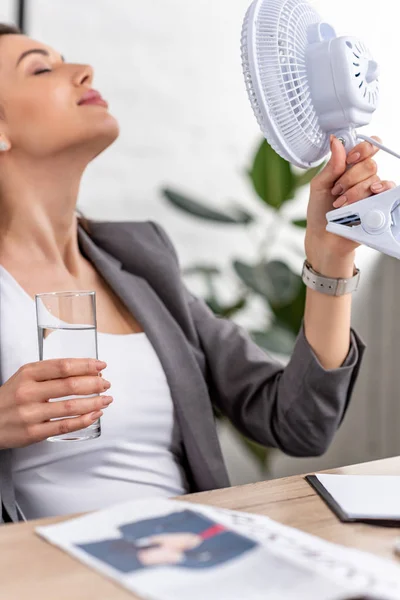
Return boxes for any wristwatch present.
[302,259,360,296]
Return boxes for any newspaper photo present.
[36,498,400,600]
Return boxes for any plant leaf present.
[233,260,301,307]
[218,297,247,318]
[249,140,295,209]
[292,219,307,228]
[162,188,253,224]
[265,261,302,306]
[270,283,306,335]
[183,264,221,276]
[293,162,325,189]
[233,208,255,224]
[205,297,225,315]
[251,325,297,355]
[205,296,247,319]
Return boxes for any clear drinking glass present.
[35,290,101,442]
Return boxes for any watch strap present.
[302,260,360,296]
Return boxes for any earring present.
[0,142,8,151]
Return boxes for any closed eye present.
[33,68,52,75]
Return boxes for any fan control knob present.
[366,60,380,83]
[362,210,386,233]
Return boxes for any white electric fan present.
[241,0,400,259]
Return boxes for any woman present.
[0,24,392,523]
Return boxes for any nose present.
[72,63,94,88]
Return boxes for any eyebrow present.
[16,49,65,68]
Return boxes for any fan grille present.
[242,0,328,167]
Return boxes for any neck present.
[0,151,88,276]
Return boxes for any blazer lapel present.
[77,226,229,491]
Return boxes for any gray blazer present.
[0,220,365,523]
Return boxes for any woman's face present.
[0,33,120,160]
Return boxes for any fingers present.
[346,136,382,165]
[332,158,378,200]
[312,134,382,192]
[333,178,396,209]
[19,358,107,382]
[370,180,397,194]
[329,135,395,208]
[18,394,113,425]
[26,410,104,444]
[36,375,111,402]
[13,375,111,404]
[311,136,347,191]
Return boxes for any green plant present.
[161,139,323,470]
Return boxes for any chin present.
[84,107,120,136]
[99,111,120,137]
[88,114,121,159]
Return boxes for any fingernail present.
[330,134,335,148]
[332,183,344,196]
[91,410,103,420]
[102,396,113,406]
[371,182,383,192]
[347,152,360,165]
[96,360,107,371]
[333,195,347,208]
[103,380,111,390]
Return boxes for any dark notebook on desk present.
[305,474,400,525]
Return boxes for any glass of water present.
[35,290,101,442]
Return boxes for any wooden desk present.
[1,456,400,599]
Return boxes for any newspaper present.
[36,498,400,600]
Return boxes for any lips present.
[78,89,108,107]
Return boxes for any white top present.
[0,265,188,520]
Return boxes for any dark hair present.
[0,24,21,121]
[0,23,91,234]
[0,23,22,36]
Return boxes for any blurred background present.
[4,0,400,484]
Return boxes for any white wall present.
[29,0,263,270]
[0,0,15,23]
[12,0,400,481]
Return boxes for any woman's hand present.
[305,135,396,277]
[0,358,113,449]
